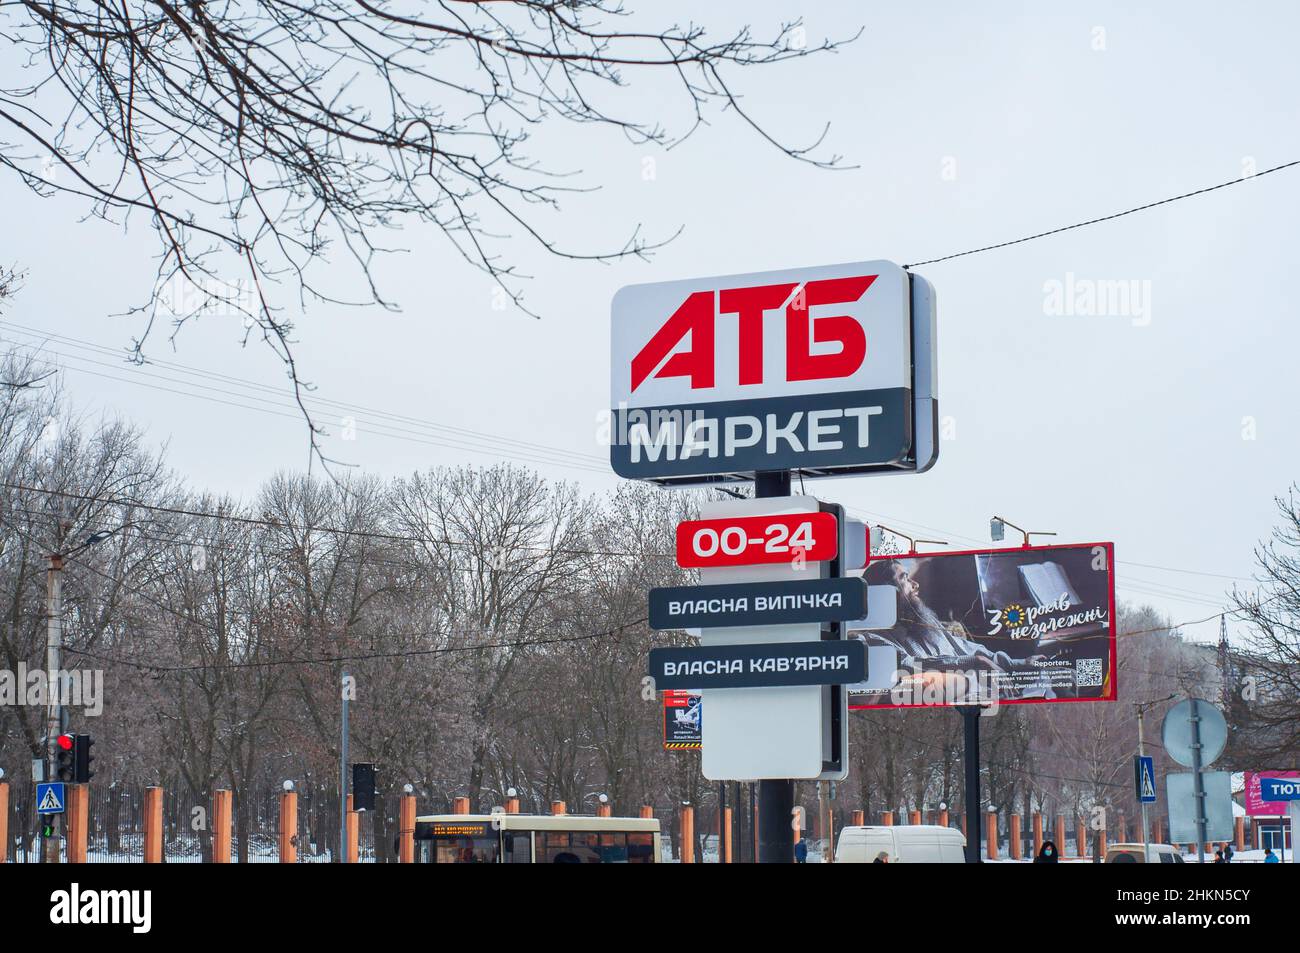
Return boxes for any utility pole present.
[43,553,63,864]
[1134,694,1174,864]
[1137,706,1151,864]
[755,469,795,864]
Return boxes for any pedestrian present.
[1034,840,1059,863]
[1265,848,1279,864]
[1223,842,1234,863]
[794,838,808,864]
[1213,849,1224,863]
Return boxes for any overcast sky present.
[3,1,1297,643]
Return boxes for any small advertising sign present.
[1245,771,1300,814]
[663,690,702,750]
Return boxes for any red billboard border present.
[847,540,1117,711]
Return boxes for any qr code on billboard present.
[1075,657,1104,687]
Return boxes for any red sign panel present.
[675,512,838,568]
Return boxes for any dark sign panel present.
[663,690,701,749]
[648,577,868,630]
[848,542,1116,709]
[650,640,865,690]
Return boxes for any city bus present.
[413,813,661,864]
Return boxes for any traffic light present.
[73,734,94,783]
[54,733,75,782]
[352,763,376,812]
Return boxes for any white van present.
[834,825,966,863]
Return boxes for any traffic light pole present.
[754,469,796,864]
[44,553,63,863]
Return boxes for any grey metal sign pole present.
[754,469,796,864]
[1190,698,1206,864]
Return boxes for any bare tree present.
[1,2,852,463]
[1229,486,1300,765]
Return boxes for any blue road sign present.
[1135,755,1157,803]
[1260,776,1300,802]
[36,781,66,815]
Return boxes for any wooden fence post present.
[1009,814,1022,860]
[550,800,566,816]
[346,794,358,864]
[639,805,654,819]
[1055,815,1066,855]
[452,796,470,815]
[881,810,894,826]
[505,796,520,814]
[143,786,163,863]
[908,810,921,825]
[938,808,949,828]
[1234,816,1245,852]
[66,784,88,863]
[985,811,998,861]
[723,807,733,863]
[1032,813,1043,858]
[680,805,695,863]
[280,790,299,864]
[0,781,8,864]
[213,789,232,863]
[398,793,415,864]
[851,809,864,826]
[596,801,612,818]
[1076,817,1087,858]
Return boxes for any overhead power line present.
[904,159,1300,268]
[62,615,652,675]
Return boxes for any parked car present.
[1105,842,1184,863]
[835,824,966,863]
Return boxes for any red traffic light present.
[56,733,74,751]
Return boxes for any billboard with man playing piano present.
[848,542,1116,709]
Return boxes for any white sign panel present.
[694,496,827,781]
[610,261,914,483]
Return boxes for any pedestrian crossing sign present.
[1135,755,1157,803]
[36,781,66,814]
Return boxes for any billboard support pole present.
[959,705,982,863]
[754,469,795,864]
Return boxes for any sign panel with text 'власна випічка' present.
[609,260,927,483]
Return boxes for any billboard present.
[609,261,934,484]
[1244,771,1300,815]
[847,542,1116,709]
